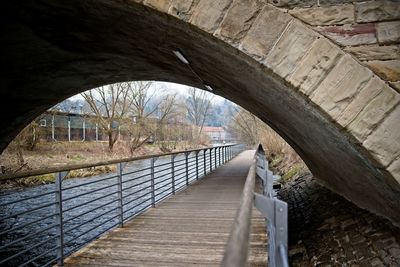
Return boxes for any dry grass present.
[259,128,309,184]
[0,140,205,187]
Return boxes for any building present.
[37,111,119,141]
[202,126,227,143]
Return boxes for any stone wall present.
[139,0,400,223]
[2,0,400,224]
[269,0,400,92]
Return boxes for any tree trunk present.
[108,131,114,152]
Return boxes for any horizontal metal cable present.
[122,179,151,193]
[63,174,118,191]
[1,190,57,206]
[1,201,56,222]
[0,212,57,237]
[63,190,118,213]
[64,206,119,234]
[121,172,151,184]
[63,182,118,201]
[63,198,118,224]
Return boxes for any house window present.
[39,119,47,127]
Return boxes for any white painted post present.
[52,115,55,141]
[95,123,98,141]
[82,119,86,141]
[67,120,71,142]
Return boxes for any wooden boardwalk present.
[63,150,267,266]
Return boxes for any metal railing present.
[222,144,288,267]
[0,144,244,267]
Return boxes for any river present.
[0,149,222,266]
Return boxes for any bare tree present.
[229,107,260,145]
[81,82,131,151]
[155,93,183,152]
[126,82,179,154]
[186,88,214,140]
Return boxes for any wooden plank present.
[63,150,267,266]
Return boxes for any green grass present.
[70,155,86,161]
[280,163,304,184]
[16,173,56,186]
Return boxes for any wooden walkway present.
[63,150,267,266]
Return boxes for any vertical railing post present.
[185,152,189,186]
[216,147,219,167]
[214,147,217,168]
[275,200,288,267]
[55,171,68,266]
[222,146,225,163]
[195,151,199,180]
[210,148,213,171]
[117,162,125,227]
[204,149,207,176]
[171,154,176,195]
[150,157,156,207]
[219,147,221,166]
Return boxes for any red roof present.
[202,126,225,132]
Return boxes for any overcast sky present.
[69,81,226,103]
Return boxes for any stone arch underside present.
[1,0,399,225]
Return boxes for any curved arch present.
[1,0,399,225]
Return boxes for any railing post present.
[185,152,189,186]
[171,154,176,195]
[55,171,68,266]
[150,157,156,207]
[214,147,217,168]
[204,149,207,176]
[117,162,125,227]
[275,199,288,267]
[216,147,219,167]
[210,148,213,171]
[219,147,222,166]
[195,151,199,180]
[223,146,225,163]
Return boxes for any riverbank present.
[0,140,208,187]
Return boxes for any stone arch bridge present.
[1,0,400,225]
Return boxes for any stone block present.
[265,21,318,78]
[215,0,264,43]
[388,158,400,184]
[144,0,172,12]
[289,37,343,95]
[316,24,377,46]
[189,0,232,33]
[363,105,400,167]
[377,21,400,44]
[356,1,400,23]
[168,0,197,20]
[337,77,385,127]
[310,55,373,119]
[318,0,365,6]
[346,83,399,142]
[344,45,400,61]
[390,81,400,93]
[240,5,292,60]
[267,0,316,8]
[289,5,354,26]
[366,60,400,82]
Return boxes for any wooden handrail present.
[0,144,236,182]
[221,152,257,267]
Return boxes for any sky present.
[69,81,227,103]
